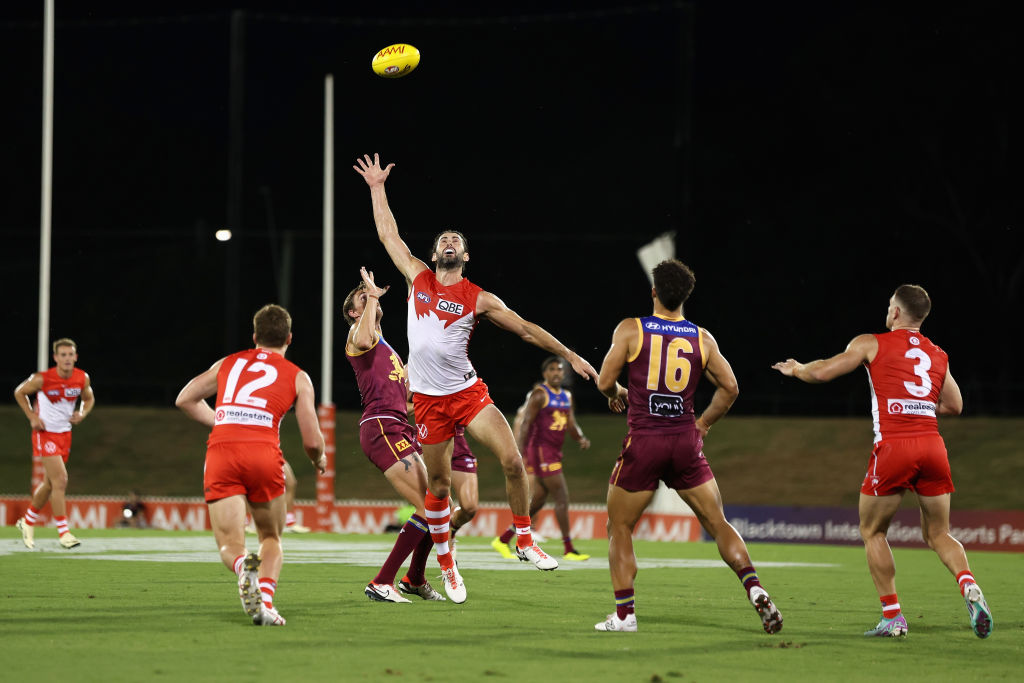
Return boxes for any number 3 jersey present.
[627,315,706,434]
[865,329,948,443]
[208,348,301,446]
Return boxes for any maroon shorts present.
[360,417,421,474]
[451,431,477,474]
[412,380,494,445]
[609,430,713,492]
[862,434,954,497]
[524,443,564,479]
[204,441,285,504]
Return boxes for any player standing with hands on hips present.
[595,259,782,634]
[772,284,992,639]
[354,153,599,603]
[14,338,95,549]
[177,304,326,626]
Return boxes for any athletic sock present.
[404,524,435,586]
[956,570,976,596]
[614,589,635,621]
[513,514,534,549]
[880,593,901,619]
[498,525,516,545]
[259,578,277,609]
[373,514,428,585]
[285,511,297,527]
[55,516,69,536]
[736,566,762,597]
[563,536,575,555]
[232,554,246,575]
[424,492,454,569]
[24,505,42,526]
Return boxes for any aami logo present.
[416,291,432,304]
[437,299,464,315]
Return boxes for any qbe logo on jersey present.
[437,299,463,315]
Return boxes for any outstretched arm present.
[596,318,634,414]
[352,153,429,287]
[477,290,598,382]
[772,334,877,383]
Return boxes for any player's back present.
[209,348,301,445]
[626,315,705,434]
[866,329,948,442]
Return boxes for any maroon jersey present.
[346,334,409,423]
[626,315,705,433]
[526,383,572,451]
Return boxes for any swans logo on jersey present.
[437,299,464,315]
[887,398,935,416]
[44,440,58,454]
[417,423,428,439]
[416,292,432,304]
[909,336,920,346]
[649,393,685,417]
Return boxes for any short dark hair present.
[541,356,563,373]
[253,304,292,347]
[894,284,931,322]
[342,283,366,328]
[652,259,696,311]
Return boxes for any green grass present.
[1,529,1019,682]
[1,407,1022,510]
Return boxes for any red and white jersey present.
[407,269,483,396]
[208,348,302,446]
[35,367,88,433]
[864,329,949,443]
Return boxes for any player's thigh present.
[209,494,248,546]
[917,492,952,536]
[858,492,904,534]
[40,454,69,485]
[385,455,430,508]
[466,404,519,466]
[606,484,654,529]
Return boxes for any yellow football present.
[371,44,420,79]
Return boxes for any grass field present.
[1,529,1018,682]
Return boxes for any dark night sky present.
[0,2,1019,415]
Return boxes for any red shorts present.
[412,380,494,445]
[359,417,421,474]
[451,430,477,474]
[609,429,713,492]
[33,430,72,462]
[861,434,954,497]
[204,441,286,504]
[525,443,564,479]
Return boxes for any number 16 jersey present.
[627,315,706,434]
[208,348,301,446]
